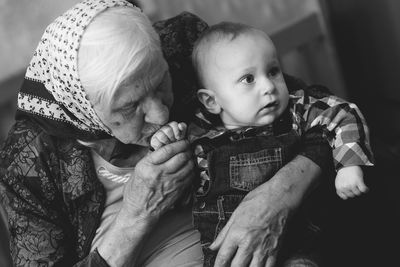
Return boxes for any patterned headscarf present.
[16,0,135,140]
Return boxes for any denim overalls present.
[191,111,323,266]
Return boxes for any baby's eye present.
[269,66,281,77]
[240,74,255,84]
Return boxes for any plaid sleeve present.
[293,90,375,171]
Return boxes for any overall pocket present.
[229,147,283,191]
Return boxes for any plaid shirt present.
[189,89,374,172]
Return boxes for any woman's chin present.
[129,139,150,147]
[134,135,153,147]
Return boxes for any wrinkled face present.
[94,56,173,145]
[203,31,289,129]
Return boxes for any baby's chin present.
[254,114,280,126]
[224,118,276,129]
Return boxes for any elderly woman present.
[0,0,333,266]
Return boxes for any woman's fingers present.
[230,246,253,267]
[148,139,189,164]
[248,250,268,267]
[165,157,195,187]
[161,149,193,175]
[264,254,277,267]
[213,239,237,267]
[210,217,233,250]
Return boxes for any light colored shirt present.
[90,150,203,266]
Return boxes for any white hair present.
[78,6,164,106]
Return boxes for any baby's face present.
[203,31,289,129]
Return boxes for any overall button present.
[199,202,206,209]
[243,127,255,137]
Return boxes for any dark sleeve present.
[0,121,105,267]
[298,126,334,172]
[284,74,334,171]
[153,12,209,124]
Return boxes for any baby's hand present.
[335,166,369,200]
[150,121,187,151]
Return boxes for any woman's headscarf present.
[16,0,135,141]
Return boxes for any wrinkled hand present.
[121,139,195,223]
[335,165,368,200]
[210,183,294,267]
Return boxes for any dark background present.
[323,0,400,266]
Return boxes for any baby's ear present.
[197,89,221,114]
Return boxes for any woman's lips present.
[142,124,163,144]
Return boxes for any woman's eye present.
[240,74,255,84]
[269,67,281,77]
[121,103,138,117]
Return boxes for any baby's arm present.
[150,121,187,150]
[295,90,374,199]
[335,166,369,200]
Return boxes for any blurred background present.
[0,0,399,266]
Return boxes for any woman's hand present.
[98,139,195,267]
[210,155,321,267]
[121,139,195,223]
[209,183,290,267]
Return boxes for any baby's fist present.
[335,166,368,200]
[150,121,187,150]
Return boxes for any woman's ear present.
[197,89,221,114]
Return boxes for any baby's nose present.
[261,77,275,94]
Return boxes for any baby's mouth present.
[262,101,278,110]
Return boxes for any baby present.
[151,22,373,200]
[150,21,374,265]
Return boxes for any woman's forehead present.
[110,65,169,109]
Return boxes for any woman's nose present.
[143,97,170,125]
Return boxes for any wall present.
[0,0,82,141]
[140,0,346,98]
[0,0,81,81]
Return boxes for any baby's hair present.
[78,6,165,106]
[192,21,259,88]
